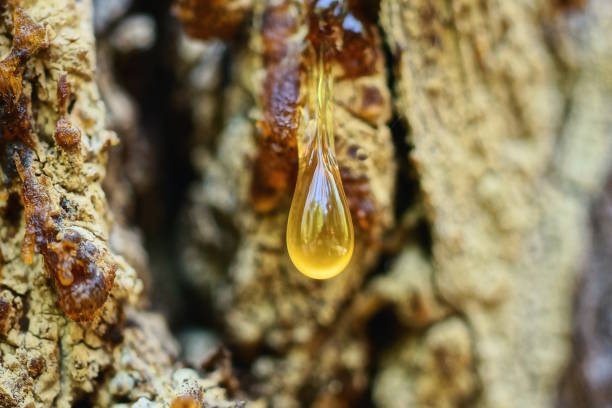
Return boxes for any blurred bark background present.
[0,0,610,407]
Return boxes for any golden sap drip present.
[286,53,354,279]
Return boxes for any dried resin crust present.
[0,7,48,149]
[250,1,301,212]
[15,152,116,322]
[54,75,81,151]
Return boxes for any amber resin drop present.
[287,53,354,280]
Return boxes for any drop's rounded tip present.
[289,254,352,280]
[287,226,354,280]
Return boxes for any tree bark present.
[181,0,612,406]
[0,0,611,407]
[376,0,612,407]
[0,1,243,406]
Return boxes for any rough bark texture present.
[378,0,612,407]
[0,1,243,406]
[180,0,612,406]
[0,0,611,407]
[179,2,395,405]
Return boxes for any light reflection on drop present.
[286,51,354,280]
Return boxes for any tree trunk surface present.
[0,0,610,407]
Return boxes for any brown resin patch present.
[54,117,81,150]
[172,0,251,40]
[307,0,381,78]
[54,75,81,151]
[250,2,302,212]
[0,7,48,148]
[15,153,116,321]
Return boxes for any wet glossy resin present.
[286,54,354,280]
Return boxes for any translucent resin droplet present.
[287,52,354,280]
